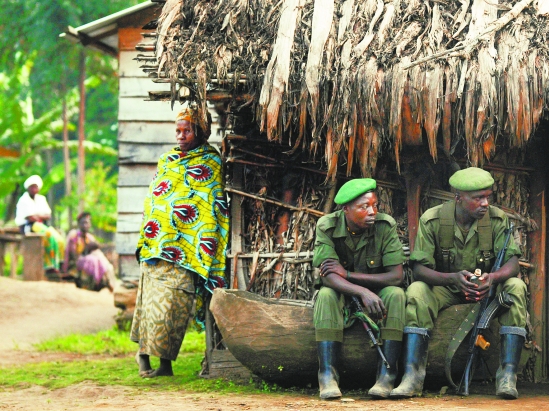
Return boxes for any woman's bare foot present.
[135,352,152,377]
[141,358,173,378]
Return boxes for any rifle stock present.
[456,223,515,396]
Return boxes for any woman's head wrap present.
[24,175,43,190]
[77,211,91,222]
[176,106,212,139]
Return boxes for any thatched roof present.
[143,0,549,178]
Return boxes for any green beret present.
[334,178,376,205]
[449,167,494,191]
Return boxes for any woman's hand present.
[319,259,346,279]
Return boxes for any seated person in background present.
[63,211,116,292]
[15,175,65,273]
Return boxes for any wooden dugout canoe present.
[209,289,505,388]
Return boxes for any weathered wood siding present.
[116,28,169,280]
[116,28,223,280]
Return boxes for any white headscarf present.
[24,175,43,190]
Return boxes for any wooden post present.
[21,234,45,281]
[229,164,247,290]
[527,166,547,382]
[404,172,423,252]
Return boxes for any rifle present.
[350,296,390,368]
[456,223,515,396]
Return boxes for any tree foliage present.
[0,0,140,233]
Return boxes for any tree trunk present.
[77,49,86,214]
[210,289,515,388]
[62,95,72,227]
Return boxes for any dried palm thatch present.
[149,0,549,179]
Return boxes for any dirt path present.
[1,382,549,411]
[0,277,547,411]
[0,277,118,358]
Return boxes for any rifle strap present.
[439,202,455,273]
[477,210,492,271]
[439,201,493,272]
[444,302,481,389]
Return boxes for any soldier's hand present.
[359,289,386,320]
[319,259,346,278]
[454,270,481,302]
[475,272,493,299]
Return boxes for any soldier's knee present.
[316,286,339,305]
[384,286,406,304]
[406,281,430,299]
[318,286,338,298]
[503,277,527,295]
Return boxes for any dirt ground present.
[0,277,547,411]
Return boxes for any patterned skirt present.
[32,222,65,271]
[130,260,196,360]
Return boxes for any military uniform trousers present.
[313,286,406,342]
[405,277,527,330]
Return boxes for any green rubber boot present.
[368,340,402,399]
[496,330,525,399]
[390,328,430,399]
[317,341,342,400]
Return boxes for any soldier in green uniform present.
[391,167,527,399]
[313,178,406,399]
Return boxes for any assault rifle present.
[456,223,515,396]
[350,296,390,368]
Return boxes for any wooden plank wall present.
[116,29,223,280]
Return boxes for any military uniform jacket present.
[313,210,405,276]
[410,202,521,276]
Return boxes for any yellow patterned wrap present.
[176,107,196,123]
[136,143,229,329]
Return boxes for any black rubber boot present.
[368,340,402,399]
[317,341,342,400]
[496,332,524,399]
[390,329,430,398]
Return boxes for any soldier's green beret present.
[334,178,377,205]
[449,167,494,191]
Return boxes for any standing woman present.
[131,106,230,378]
[15,175,65,273]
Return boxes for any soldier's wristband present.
[346,270,351,280]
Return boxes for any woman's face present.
[27,184,40,197]
[176,120,201,152]
[78,216,91,232]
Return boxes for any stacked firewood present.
[225,134,403,300]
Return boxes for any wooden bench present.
[0,228,46,281]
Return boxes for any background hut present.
[135,0,548,384]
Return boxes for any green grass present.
[33,326,208,356]
[33,326,139,355]
[1,353,261,392]
[1,327,295,395]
